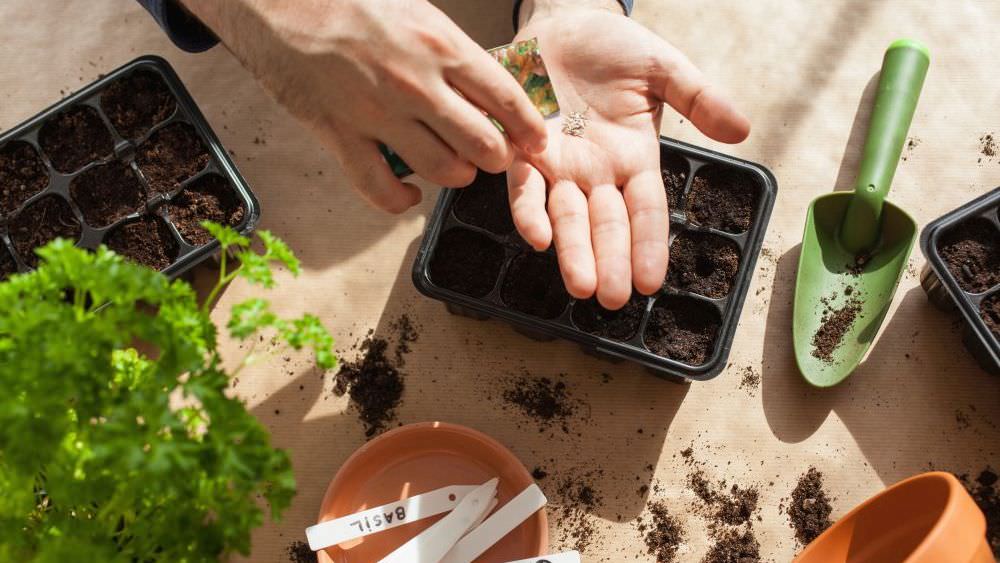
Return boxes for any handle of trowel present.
[840,39,929,254]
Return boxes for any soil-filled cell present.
[572,293,646,341]
[105,215,179,271]
[38,106,114,173]
[0,245,15,280]
[662,151,689,212]
[667,231,742,298]
[136,123,210,195]
[982,294,1000,341]
[687,165,760,233]
[429,228,505,298]
[644,295,720,366]
[453,171,516,235]
[938,217,1000,293]
[0,141,48,217]
[101,70,177,140]
[501,251,570,319]
[167,174,246,246]
[9,196,82,267]
[69,161,146,228]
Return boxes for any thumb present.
[648,39,751,144]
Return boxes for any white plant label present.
[305,485,479,551]
[439,484,548,563]
[504,552,582,563]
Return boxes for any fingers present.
[385,122,478,188]
[548,180,596,299]
[323,129,422,214]
[445,46,548,154]
[508,159,551,250]
[651,43,751,143]
[588,184,632,310]
[623,170,670,295]
[424,89,515,174]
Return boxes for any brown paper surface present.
[3,1,999,561]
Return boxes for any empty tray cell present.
[687,165,760,233]
[662,151,688,212]
[38,105,114,173]
[453,171,515,235]
[572,293,646,341]
[429,228,505,298]
[0,245,15,280]
[644,295,720,366]
[937,217,1000,293]
[105,215,179,271]
[167,174,246,246]
[981,293,1000,342]
[0,141,48,217]
[136,123,210,195]
[9,196,82,267]
[101,70,177,140]
[69,161,146,228]
[500,251,570,319]
[667,231,742,298]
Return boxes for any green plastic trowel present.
[793,39,930,387]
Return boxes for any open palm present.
[509,8,750,309]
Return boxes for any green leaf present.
[278,314,336,370]
[234,251,274,288]
[228,298,277,339]
[202,221,249,249]
[258,231,300,276]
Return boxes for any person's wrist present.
[517,0,624,30]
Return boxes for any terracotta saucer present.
[316,421,548,562]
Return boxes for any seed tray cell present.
[413,138,777,382]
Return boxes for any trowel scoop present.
[793,39,930,387]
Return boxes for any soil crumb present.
[333,315,417,437]
[662,151,689,212]
[981,133,997,159]
[285,540,317,563]
[688,470,759,527]
[703,527,761,563]
[958,469,999,556]
[501,374,577,433]
[811,296,862,363]
[788,467,834,546]
[738,366,761,395]
[554,469,604,553]
[643,501,686,563]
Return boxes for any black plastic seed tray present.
[412,137,777,382]
[0,55,258,281]
[920,187,1000,375]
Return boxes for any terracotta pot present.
[794,471,992,563]
[316,421,547,563]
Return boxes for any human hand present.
[181,0,547,213]
[510,0,750,309]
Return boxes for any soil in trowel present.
[788,467,834,546]
[959,469,1000,557]
[333,315,417,437]
[641,501,686,563]
[811,292,863,363]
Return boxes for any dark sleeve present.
[136,0,219,53]
[512,0,633,31]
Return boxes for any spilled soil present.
[788,467,834,546]
[958,468,999,556]
[641,501,685,563]
[500,374,579,433]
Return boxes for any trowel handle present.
[841,39,929,254]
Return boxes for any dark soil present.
[101,70,176,139]
[642,501,685,563]
[687,166,760,234]
[688,469,759,527]
[703,528,761,563]
[502,375,576,432]
[69,161,145,227]
[958,469,999,556]
[136,123,210,195]
[662,151,689,212]
[0,246,15,280]
[644,296,720,365]
[554,470,604,553]
[453,170,515,234]
[739,366,760,395]
[981,133,997,158]
[938,218,1000,293]
[788,467,834,546]
[500,251,570,319]
[981,294,1000,341]
[38,106,114,173]
[334,317,416,438]
[429,228,505,297]
[571,293,646,341]
[285,540,317,563]
[105,216,179,271]
[9,196,82,267]
[811,297,862,363]
[0,141,48,216]
[167,174,246,246]
[668,231,741,298]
